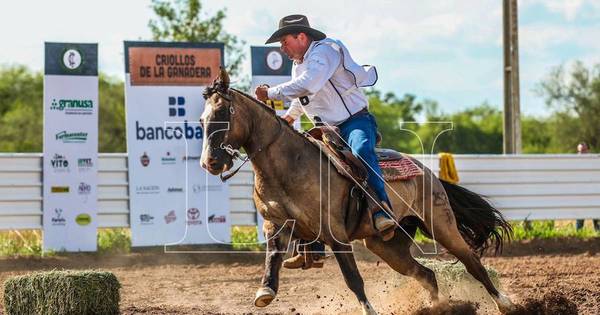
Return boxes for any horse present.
[199,69,516,315]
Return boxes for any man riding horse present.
[255,14,396,269]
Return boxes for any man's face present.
[578,143,589,153]
[279,33,309,61]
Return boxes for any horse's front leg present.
[254,220,288,307]
[331,243,377,315]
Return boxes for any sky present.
[1,0,599,116]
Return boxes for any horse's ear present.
[215,67,230,92]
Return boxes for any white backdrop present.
[124,41,230,247]
[43,42,98,252]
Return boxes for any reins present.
[215,90,284,182]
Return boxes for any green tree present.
[417,103,503,154]
[0,99,43,152]
[536,61,600,152]
[98,74,126,152]
[148,0,246,79]
[521,116,553,153]
[367,90,424,152]
[0,66,43,152]
[0,65,42,117]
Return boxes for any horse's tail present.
[440,179,512,256]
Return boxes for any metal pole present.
[503,0,522,154]
[510,0,522,153]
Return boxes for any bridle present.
[204,89,283,182]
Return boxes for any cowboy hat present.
[265,14,326,44]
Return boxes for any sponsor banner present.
[251,46,296,243]
[125,42,223,86]
[43,42,98,252]
[124,41,230,247]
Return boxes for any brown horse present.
[200,69,516,314]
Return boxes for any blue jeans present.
[338,113,390,204]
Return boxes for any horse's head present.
[200,68,249,175]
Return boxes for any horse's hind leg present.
[331,243,377,315]
[425,185,515,313]
[433,229,515,313]
[364,223,439,303]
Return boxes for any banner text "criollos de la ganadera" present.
[139,54,212,79]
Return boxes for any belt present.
[349,107,369,119]
[336,107,369,126]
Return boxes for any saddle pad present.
[379,157,423,181]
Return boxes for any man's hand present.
[282,115,295,125]
[254,85,268,102]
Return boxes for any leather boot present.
[283,253,305,269]
[282,253,325,269]
[365,189,396,241]
[283,244,325,269]
[375,202,397,241]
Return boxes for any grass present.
[0,226,265,257]
[97,228,131,254]
[0,230,45,257]
[231,226,263,251]
[510,220,599,240]
[0,220,596,257]
[407,220,599,243]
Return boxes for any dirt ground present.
[0,238,598,315]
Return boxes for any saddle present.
[306,126,370,185]
[304,126,414,186]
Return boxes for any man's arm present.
[281,99,303,124]
[267,46,340,101]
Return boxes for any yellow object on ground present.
[439,153,459,184]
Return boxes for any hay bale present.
[416,258,500,286]
[4,270,120,315]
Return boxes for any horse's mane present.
[228,88,312,144]
[202,78,315,147]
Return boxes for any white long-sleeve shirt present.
[267,38,371,125]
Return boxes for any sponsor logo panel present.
[52,208,66,226]
[135,185,160,195]
[75,213,91,226]
[140,214,154,225]
[164,210,177,224]
[50,153,70,172]
[78,158,93,171]
[187,208,202,225]
[55,131,88,143]
[51,186,70,193]
[208,214,226,223]
[50,98,94,115]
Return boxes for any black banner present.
[251,46,292,76]
[45,42,98,76]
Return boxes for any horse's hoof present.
[254,287,276,307]
[361,301,378,315]
[494,293,516,314]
